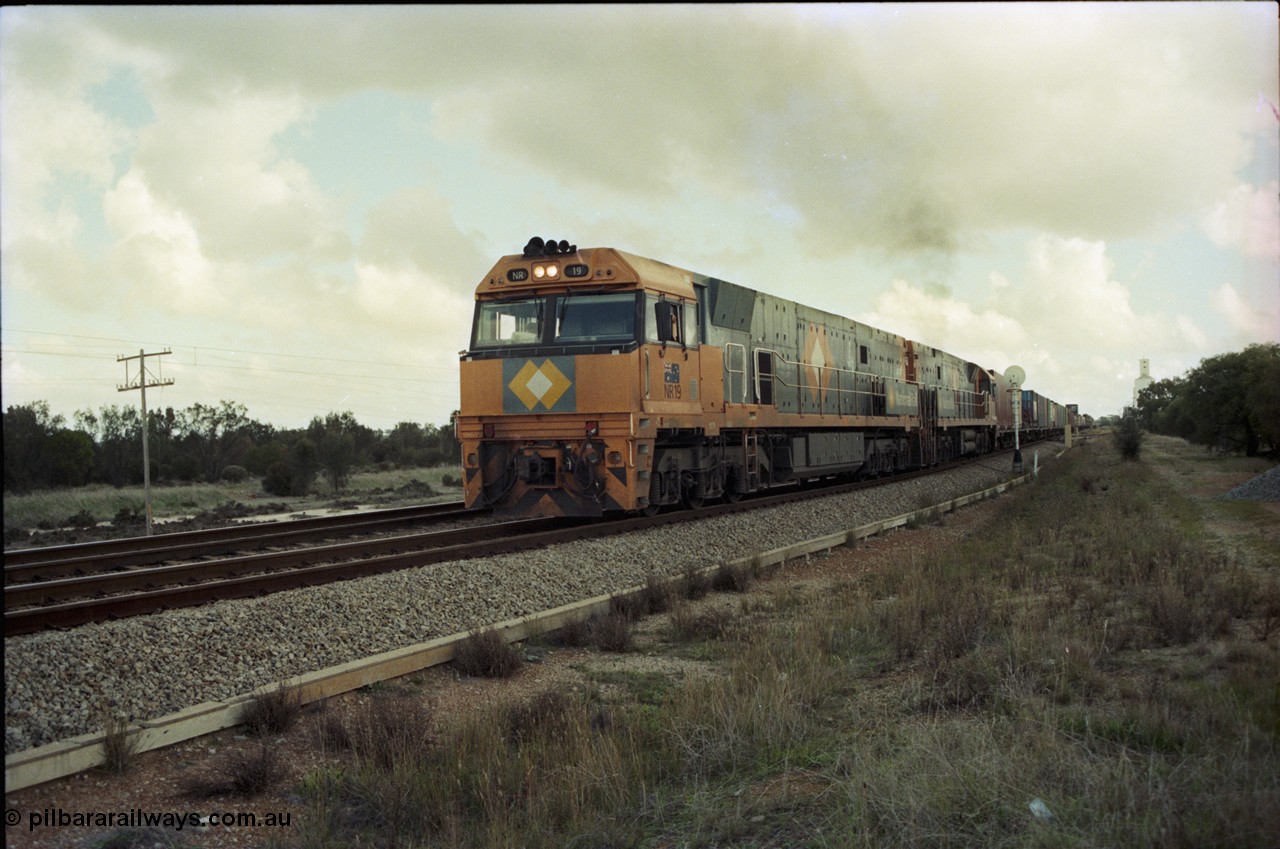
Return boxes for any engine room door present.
[755,350,775,406]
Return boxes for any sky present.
[2,3,1277,432]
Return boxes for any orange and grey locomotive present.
[457,238,1060,518]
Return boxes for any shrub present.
[453,629,523,678]
[503,689,581,744]
[113,505,143,526]
[1116,411,1143,460]
[67,508,97,529]
[669,602,734,642]
[678,563,710,600]
[239,685,303,737]
[314,710,353,751]
[349,695,433,770]
[262,462,293,497]
[221,464,249,483]
[590,612,634,653]
[551,616,593,647]
[712,562,753,593]
[610,591,648,621]
[224,744,284,796]
[641,573,674,614]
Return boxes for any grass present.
[2,464,464,535]
[99,709,141,775]
[278,436,1280,849]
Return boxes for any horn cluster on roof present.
[522,236,577,257]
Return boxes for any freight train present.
[457,238,1069,517]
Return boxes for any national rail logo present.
[505,357,574,413]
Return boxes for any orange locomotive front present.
[457,238,710,517]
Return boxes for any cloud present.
[1201,181,1280,259]
[359,185,489,293]
[102,171,222,314]
[1210,282,1280,343]
[8,5,1275,263]
[424,5,1275,257]
[127,89,351,263]
[862,234,1217,412]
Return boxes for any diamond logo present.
[803,323,834,403]
[509,359,573,410]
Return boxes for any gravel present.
[4,456,1037,754]
[1218,465,1280,502]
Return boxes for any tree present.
[1242,343,1280,456]
[3,402,63,491]
[45,429,96,486]
[178,401,253,482]
[318,430,355,493]
[308,412,373,491]
[86,405,143,488]
[1137,344,1280,457]
[288,438,318,496]
[1181,345,1279,456]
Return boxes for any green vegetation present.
[3,399,460,495]
[1137,342,1280,456]
[278,436,1279,848]
[1115,407,1143,459]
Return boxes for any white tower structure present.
[1133,358,1154,405]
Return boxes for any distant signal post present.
[1005,365,1025,473]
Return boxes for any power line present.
[2,327,458,372]
[2,346,458,387]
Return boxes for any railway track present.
[3,449,1038,637]
[3,501,475,581]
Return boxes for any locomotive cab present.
[457,238,706,517]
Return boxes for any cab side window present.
[655,300,683,345]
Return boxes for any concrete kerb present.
[5,464,1043,793]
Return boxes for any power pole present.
[118,349,174,535]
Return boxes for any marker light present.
[483,423,496,438]
[585,420,599,436]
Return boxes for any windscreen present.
[473,298,545,347]
[554,293,638,344]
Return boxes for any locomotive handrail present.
[723,342,749,404]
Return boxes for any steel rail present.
[3,501,475,582]
[3,517,580,612]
